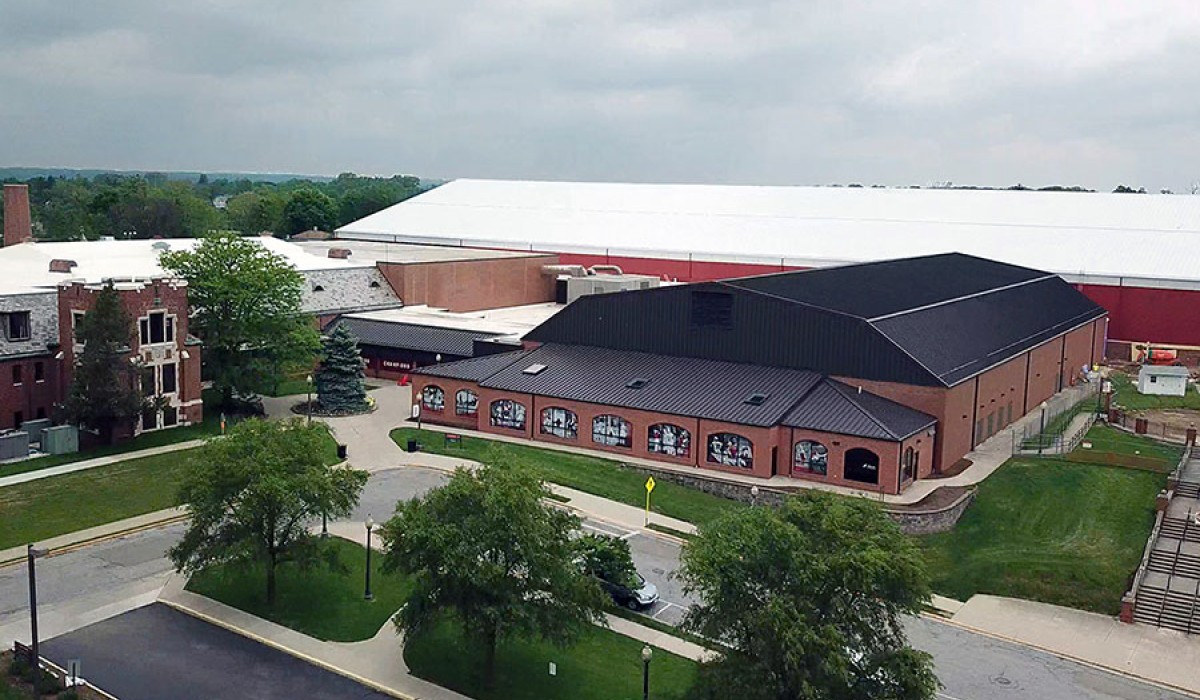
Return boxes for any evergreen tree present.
[314,324,369,413]
[63,283,148,444]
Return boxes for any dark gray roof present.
[783,379,936,440]
[415,350,532,381]
[426,343,933,439]
[332,317,503,357]
[526,253,1106,387]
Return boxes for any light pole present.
[641,645,652,700]
[306,374,314,425]
[750,485,759,507]
[27,544,47,695]
[1038,400,1048,455]
[364,515,375,602]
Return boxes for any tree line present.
[0,171,426,241]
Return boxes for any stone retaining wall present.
[620,462,975,535]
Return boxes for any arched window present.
[648,423,691,458]
[541,407,578,439]
[707,433,753,469]
[592,415,632,447]
[421,385,445,412]
[455,389,478,415]
[793,440,828,475]
[844,447,880,484]
[489,399,526,430]
[902,447,917,481]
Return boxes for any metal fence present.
[1012,380,1102,455]
[1109,409,1195,445]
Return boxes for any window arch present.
[592,415,632,447]
[541,407,578,439]
[421,385,445,412]
[455,389,478,416]
[489,399,526,430]
[844,447,880,484]
[793,440,828,475]
[648,423,691,458]
[707,433,753,469]
[902,446,917,482]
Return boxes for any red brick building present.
[413,253,1107,494]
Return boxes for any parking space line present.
[619,531,638,540]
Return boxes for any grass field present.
[1072,424,1183,466]
[1110,371,1200,412]
[405,616,698,700]
[390,428,742,528]
[0,424,340,550]
[921,457,1165,614]
[0,449,197,549]
[187,537,410,642]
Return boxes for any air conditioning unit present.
[564,274,660,304]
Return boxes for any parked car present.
[596,570,659,611]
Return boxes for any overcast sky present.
[1,1,1198,191]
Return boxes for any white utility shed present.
[1137,365,1191,396]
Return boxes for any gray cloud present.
[0,0,1198,191]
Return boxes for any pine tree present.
[63,283,148,444]
[314,324,369,413]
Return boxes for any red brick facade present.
[377,255,559,312]
[0,356,60,429]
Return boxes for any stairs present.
[1131,469,1200,634]
[1176,481,1200,499]
[1133,584,1200,633]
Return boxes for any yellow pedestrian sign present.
[644,476,656,525]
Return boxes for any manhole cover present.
[989,674,1019,689]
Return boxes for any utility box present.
[0,431,30,461]
[41,425,79,456]
[19,418,52,447]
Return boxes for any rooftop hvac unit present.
[564,274,660,305]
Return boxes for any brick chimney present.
[3,184,33,246]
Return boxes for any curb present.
[921,613,1200,699]
[0,513,188,569]
[158,597,416,700]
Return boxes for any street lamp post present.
[750,485,759,507]
[641,645,652,700]
[1038,401,1049,455]
[306,374,314,425]
[27,544,47,695]
[364,516,375,602]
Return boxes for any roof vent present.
[327,248,352,259]
[48,259,78,273]
[151,241,171,252]
[522,363,548,375]
[626,378,650,389]
[744,393,769,406]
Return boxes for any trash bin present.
[336,444,348,460]
[407,438,418,453]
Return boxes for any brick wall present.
[377,255,559,312]
[1026,336,1065,410]
[414,378,484,430]
[0,356,59,430]
[531,396,703,468]
[973,354,1027,445]
[785,427,902,493]
[1063,322,1098,385]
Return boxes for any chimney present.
[3,184,33,246]
[49,259,78,273]
[327,248,352,259]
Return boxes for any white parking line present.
[937,692,969,700]
[619,531,639,540]
[651,601,682,620]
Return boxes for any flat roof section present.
[337,178,1200,287]
[295,239,552,266]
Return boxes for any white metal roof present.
[337,179,1200,289]
[345,302,563,337]
[0,236,368,296]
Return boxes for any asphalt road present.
[41,604,392,700]
[3,464,1196,700]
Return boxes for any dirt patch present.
[1137,408,1200,431]
[926,458,973,479]
[889,485,972,512]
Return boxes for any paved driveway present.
[42,604,392,700]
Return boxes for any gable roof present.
[332,317,504,357]
[415,343,935,440]
[525,253,1106,388]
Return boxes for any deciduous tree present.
[159,232,320,409]
[62,282,148,444]
[169,419,367,604]
[281,188,337,236]
[679,492,940,700]
[381,457,607,684]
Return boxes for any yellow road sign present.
[645,476,656,493]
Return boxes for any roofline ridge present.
[712,281,864,320]
[862,323,947,387]
[866,273,1057,323]
[824,379,900,440]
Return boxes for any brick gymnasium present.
[413,254,1107,494]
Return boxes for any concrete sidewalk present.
[0,440,205,489]
[0,506,186,566]
[947,594,1200,695]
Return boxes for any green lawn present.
[390,428,742,528]
[1072,424,1183,466]
[0,449,197,549]
[921,458,1165,614]
[405,616,698,700]
[265,377,315,398]
[187,537,410,642]
[0,424,340,550]
[1110,371,1200,411]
